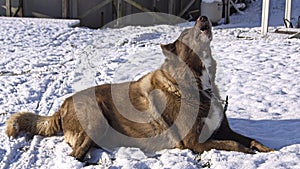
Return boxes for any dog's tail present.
[6,111,62,138]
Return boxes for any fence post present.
[169,0,174,15]
[62,0,68,18]
[284,0,292,23]
[117,0,122,18]
[261,0,270,34]
[6,0,11,16]
[224,0,230,24]
[70,0,78,18]
[117,0,122,26]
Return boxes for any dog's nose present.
[197,16,208,22]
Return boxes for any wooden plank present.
[275,27,300,39]
[178,0,195,17]
[6,0,11,16]
[289,31,300,39]
[62,0,68,18]
[124,0,152,13]
[275,28,300,35]
[32,11,51,18]
[124,0,171,23]
[261,0,270,34]
[13,0,24,17]
[125,0,132,15]
[79,0,112,19]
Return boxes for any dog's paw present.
[250,140,275,153]
[70,150,86,162]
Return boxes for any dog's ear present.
[160,43,176,58]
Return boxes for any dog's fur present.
[6,16,274,161]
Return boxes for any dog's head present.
[160,16,212,57]
[193,16,213,43]
[160,16,212,70]
[159,16,213,94]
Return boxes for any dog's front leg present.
[152,70,181,97]
[211,116,275,153]
[186,139,255,154]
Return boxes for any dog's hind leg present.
[70,132,94,161]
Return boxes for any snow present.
[0,0,300,168]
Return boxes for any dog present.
[6,16,274,161]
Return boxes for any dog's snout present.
[197,16,208,22]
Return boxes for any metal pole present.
[284,0,292,22]
[261,0,270,34]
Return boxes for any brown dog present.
[6,16,274,161]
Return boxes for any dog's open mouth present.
[199,25,209,33]
[194,16,212,40]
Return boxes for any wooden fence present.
[3,0,230,28]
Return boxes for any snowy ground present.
[0,0,299,168]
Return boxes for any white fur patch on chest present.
[199,50,213,91]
